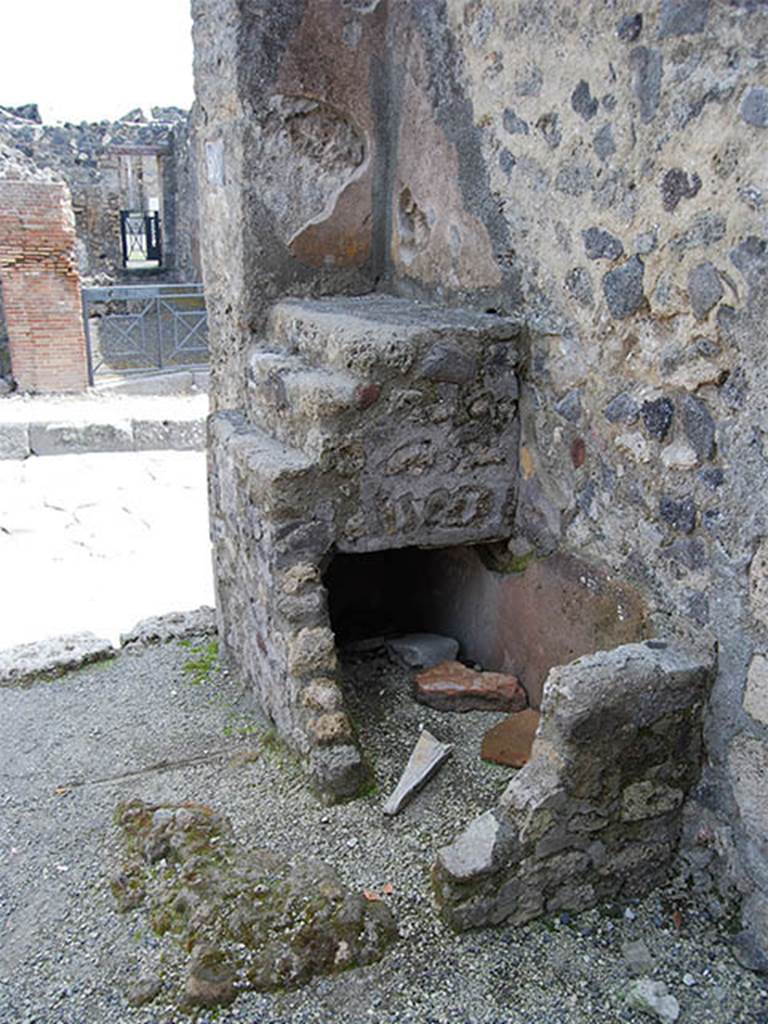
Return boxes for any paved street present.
[0,451,214,648]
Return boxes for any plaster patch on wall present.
[253,95,371,260]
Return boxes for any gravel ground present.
[0,638,765,1024]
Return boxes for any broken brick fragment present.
[413,661,527,713]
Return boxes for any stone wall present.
[383,0,768,958]
[434,641,714,929]
[192,0,383,409]
[193,0,768,958]
[0,106,200,388]
[0,107,198,287]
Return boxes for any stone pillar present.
[0,180,89,392]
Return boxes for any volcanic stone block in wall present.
[433,640,714,930]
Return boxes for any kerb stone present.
[0,632,114,686]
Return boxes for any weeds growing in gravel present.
[222,710,259,738]
[181,640,219,685]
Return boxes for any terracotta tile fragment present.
[413,660,527,713]
[480,709,541,767]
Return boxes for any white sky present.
[0,0,195,123]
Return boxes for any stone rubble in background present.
[120,607,217,647]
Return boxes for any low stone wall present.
[434,640,715,929]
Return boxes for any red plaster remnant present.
[278,2,383,270]
[289,175,373,269]
[413,660,527,713]
[0,181,89,391]
[356,382,381,409]
[571,437,586,468]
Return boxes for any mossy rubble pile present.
[110,799,398,1010]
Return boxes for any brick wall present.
[0,181,89,391]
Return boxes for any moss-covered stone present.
[110,799,397,1009]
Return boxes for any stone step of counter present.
[209,411,319,521]
[267,293,521,381]
[246,348,379,458]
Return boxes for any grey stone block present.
[688,262,723,319]
[658,0,709,38]
[583,227,624,261]
[0,422,30,459]
[603,257,645,319]
[0,632,114,686]
[629,47,662,123]
[309,744,366,802]
[29,420,134,455]
[741,86,768,129]
[436,810,503,882]
[133,418,206,451]
[387,633,460,669]
[120,606,217,646]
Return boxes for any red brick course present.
[0,181,89,391]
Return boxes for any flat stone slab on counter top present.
[413,660,528,713]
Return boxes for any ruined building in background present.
[192,0,768,964]
[0,105,199,389]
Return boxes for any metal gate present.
[81,283,209,384]
[120,210,162,267]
